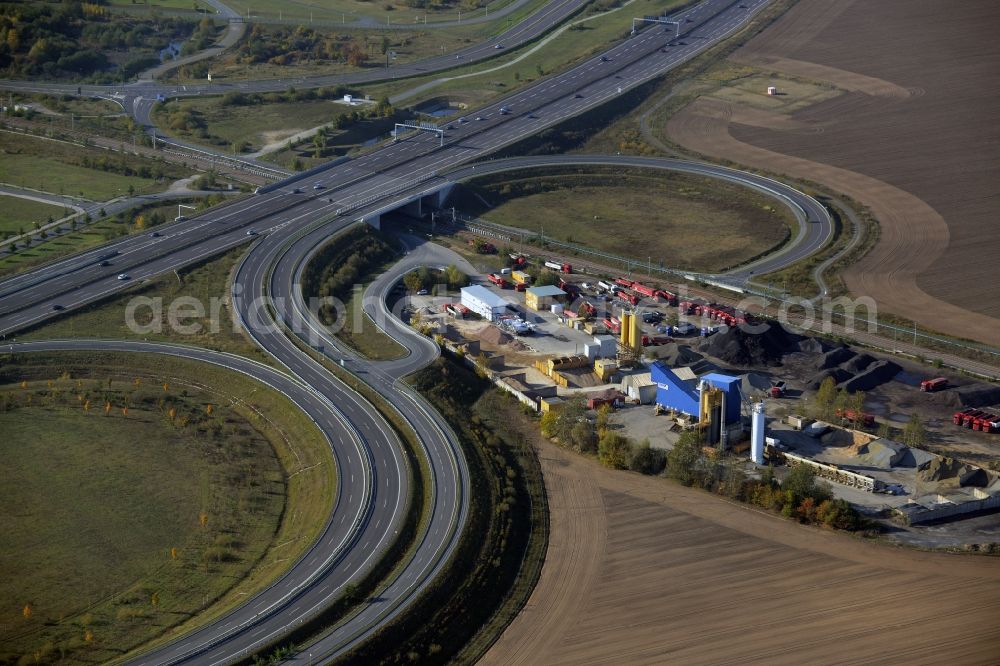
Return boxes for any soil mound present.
[650,343,704,367]
[952,383,1000,409]
[839,360,902,392]
[917,457,989,488]
[842,353,876,374]
[699,323,802,367]
[477,324,513,346]
[816,346,856,370]
[807,368,852,390]
[741,372,774,397]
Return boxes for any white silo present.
[751,402,766,464]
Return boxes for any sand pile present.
[917,457,989,488]
[477,324,513,346]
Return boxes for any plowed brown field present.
[664,0,1000,346]
[482,442,1000,665]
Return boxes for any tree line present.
[537,397,868,532]
[0,2,201,81]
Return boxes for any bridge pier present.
[435,184,455,208]
[401,198,423,218]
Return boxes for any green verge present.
[0,351,334,665]
[0,195,66,237]
[452,166,793,273]
[0,130,188,200]
[334,350,547,664]
[21,245,270,364]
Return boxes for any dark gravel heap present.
[700,323,804,367]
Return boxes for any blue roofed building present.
[650,363,743,443]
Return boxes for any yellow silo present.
[628,312,641,350]
[620,312,632,347]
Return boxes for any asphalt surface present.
[0,1,782,662]
[0,0,773,333]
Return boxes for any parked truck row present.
[952,409,1000,433]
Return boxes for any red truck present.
[604,316,621,334]
[614,277,633,288]
[630,282,656,298]
[920,377,948,392]
[953,408,976,425]
[544,260,573,273]
[617,290,640,306]
[654,289,678,306]
[962,410,987,428]
[972,413,997,432]
[509,253,527,266]
[488,273,510,288]
[835,408,876,428]
[558,278,579,297]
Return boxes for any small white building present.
[461,285,509,322]
[621,372,657,404]
[593,335,617,357]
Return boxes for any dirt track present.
[481,442,1000,665]
[663,0,1000,346]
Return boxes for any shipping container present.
[511,270,532,285]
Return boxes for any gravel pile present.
[699,323,803,367]
[840,360,902,392]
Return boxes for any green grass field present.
[154,97,349,153]
[459,170,793,272]
[0,352,335,665]
[109,0,212,10]
[0,382,284,665]
[0,196,67,237]
[225,0,524,26]
[0,132,185,201]
[22,245,268,361]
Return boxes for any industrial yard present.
[403,234,1000,543]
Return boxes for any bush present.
[629,441,666,475]
[598,431,632,470]
[667,431,702,486]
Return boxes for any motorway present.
[0,0,781,663]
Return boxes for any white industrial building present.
[621,372,657,404]
[461,285,509,321]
